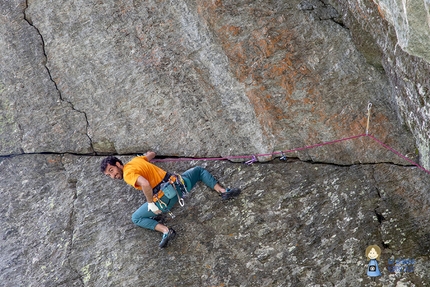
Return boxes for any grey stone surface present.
[1,0,430,286]
[1,0,418,164]
[375,0,430,62]
[1,155,430,286]
[0,1,91,155]
[331,0,430,169]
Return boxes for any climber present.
[100,151,241,248]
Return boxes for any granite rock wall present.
[1,0,419,163]
[331,0,430,169]
[1,0,430,286]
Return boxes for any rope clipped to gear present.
[151,103,430,175]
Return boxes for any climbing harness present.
[152,174,188,215]
[169,174,187,207]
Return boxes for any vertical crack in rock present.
[66,183,85,286]
[374,208,385,224]
[375,186,382,198]
[371,166,390,249]
[374,205,390,249]
[63,173,85,286]
[23,1,95,154]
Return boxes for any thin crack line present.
[23,1,95,154]
[0,152,422,172]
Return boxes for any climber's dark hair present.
[100,156,123,173]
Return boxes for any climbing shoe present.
[159,228,176,248]
[221,188,241,200]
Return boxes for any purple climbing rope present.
[152,133,430,175]
[367,135,430,175]
[152,134,367,163]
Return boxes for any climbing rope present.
[153,134,429,174]
[152,134,368,163]
[152,103,430,175]
[367,135,430,175]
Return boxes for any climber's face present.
[104,162,124,180]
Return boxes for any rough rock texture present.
[1,155,430,286]
[0,1,91,155]
[374,0,430,62]
[1,0,418,163]
[330,0,430,170]
[1,0,430,286]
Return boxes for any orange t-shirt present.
[123,156,167,190]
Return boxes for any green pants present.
[131,166,218,230]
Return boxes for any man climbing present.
[100,151,241,248]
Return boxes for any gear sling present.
[152,174,187,211]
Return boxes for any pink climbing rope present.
[280,134,367,154]
[153,134,368,162]
[152,133,430,175]
[367,134,430,175]
[151,101,430,175]
[152,134,367,163]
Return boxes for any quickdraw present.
[366,102,372,135]
[152,174,188,208]
[168,174,187,207]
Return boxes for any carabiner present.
[245,155,258,165]
[178,197,185,207]
[158,199,168,211]
[280,151,288,161]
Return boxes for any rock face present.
[331,0,430,170]
[375,0,430,62]
[2,0,419,162]
[0,1,91,155]
[1,0,430,286]
[0,155,430,286]
[1,155,430,286]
